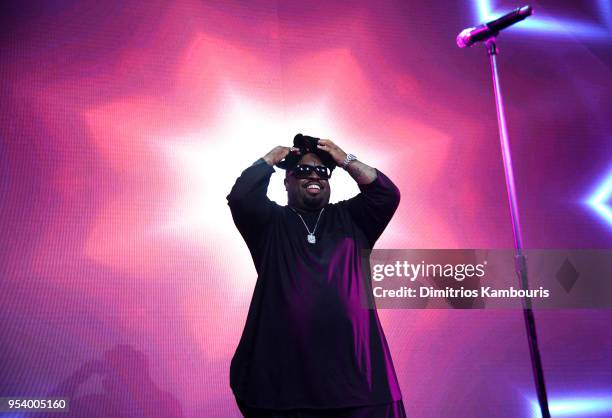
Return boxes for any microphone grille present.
[456,27,474,48]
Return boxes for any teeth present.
[307,184,321,190]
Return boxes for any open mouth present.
[304,181,322,195]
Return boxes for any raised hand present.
[316,139,347,166]
[318,138,377,184]
[263,146,301,166]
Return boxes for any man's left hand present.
[317,139,347,166]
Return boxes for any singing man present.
[227,134,405,418]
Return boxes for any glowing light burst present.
[587,170,612,228]
[83,25,451,291]
[529,395,612,417]
[473,0,612,39]
[159,91,360,242]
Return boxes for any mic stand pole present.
[485,38,551,418]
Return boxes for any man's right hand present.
[263,146,300,166]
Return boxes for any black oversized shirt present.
[227,159,402,409]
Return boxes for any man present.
[227,135,405,417]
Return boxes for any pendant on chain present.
[307,233,316,244]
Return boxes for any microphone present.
[456,5,533,48]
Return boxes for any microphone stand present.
[485,38,551,418]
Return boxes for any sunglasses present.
[290,164,332,180]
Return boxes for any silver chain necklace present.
[289,207,325,244]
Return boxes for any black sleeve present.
[337,169,401,247]
[227,159,277,247]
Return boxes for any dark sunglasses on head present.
[290,164,332,180]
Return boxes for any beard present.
[303,196,321,209]
[301,191,328,210]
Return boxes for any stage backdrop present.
[1,1,611,417]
